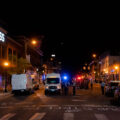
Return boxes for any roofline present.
[7,36,23,47]
[0,27,7,34]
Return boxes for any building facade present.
[0,27,23,90]
[100,52,120,81]
[0,26,43,91]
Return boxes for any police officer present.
[73,81,76,95]
[64,82,68,95]
[101,81,105,95]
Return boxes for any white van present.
[45,73,61,95]
[12,74,33,94]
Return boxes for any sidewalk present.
[0,92,11,96]
[0,92,12,101]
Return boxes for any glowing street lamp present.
[83,66,86,70]
[31,40,37,45]
[115,66,119,70]
[114,65,119,80]
[88,66,90,70]
[51,54,56,57]
[3,62,9,67]
[92,54,96,58]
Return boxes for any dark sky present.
[0,2,119,74]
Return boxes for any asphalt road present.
[0,87,120,120]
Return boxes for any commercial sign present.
[0,31,5,42]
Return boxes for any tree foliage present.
[8,57,32,75]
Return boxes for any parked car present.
[113,85,120,105]
[105,81,120,97]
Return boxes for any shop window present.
[8,48,12,62]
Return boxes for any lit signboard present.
[0,31,5,42]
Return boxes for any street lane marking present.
[59,107,61,110]
[36,94,46,98]
[1,103,7,106]
[64,113,74,120]
[29,113,46,120]
[0,113,16,120]
[72,99,87,102]
[49,107,53,110]
[39,105,59,107]
[95,114,108,120]
[0,106,13,109]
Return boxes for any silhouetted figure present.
[101,81,105,95]
[73,81,76,95]
[64,83,68,95]
[90,79,93,90]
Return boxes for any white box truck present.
[12,74,34,94]
[45,73,61,95]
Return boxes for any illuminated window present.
[0,32,5,42]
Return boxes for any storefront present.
[0,27,23,91]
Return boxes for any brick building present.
[0,27,23,90]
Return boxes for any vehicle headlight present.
[46,86,49,89]
[57,86,61,89]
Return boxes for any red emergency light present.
[77,76,81,80]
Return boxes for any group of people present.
[91,79,106,95]
[77,79,90,89]
[62,81,76,96]
[61,79,106,96]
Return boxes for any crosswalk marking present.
[72,99,87,102]
[29,113,46,120]
[95,114,108,120]
[64,113,74,120]
[0,113,16,120]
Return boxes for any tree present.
[8,57,32,75]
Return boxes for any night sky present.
[0,2,119,74]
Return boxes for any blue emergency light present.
[63,76,68,80]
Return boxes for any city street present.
[0,3,120,120]
[0,86,120,120]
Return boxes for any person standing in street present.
[101,81,105,95]
[73,81,76,95]
[90,79,93,90]
[64,82,68,96]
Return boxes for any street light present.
[50,58,54,61]
[92,54,96,58]
[114,65,119,80]
[83,66,86,70]
[31,40,37,45]
[25,38,38,58]
[115,66,118,70]
[4,62,9,66]
[51,54,56,57]
[3,62,9,92]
